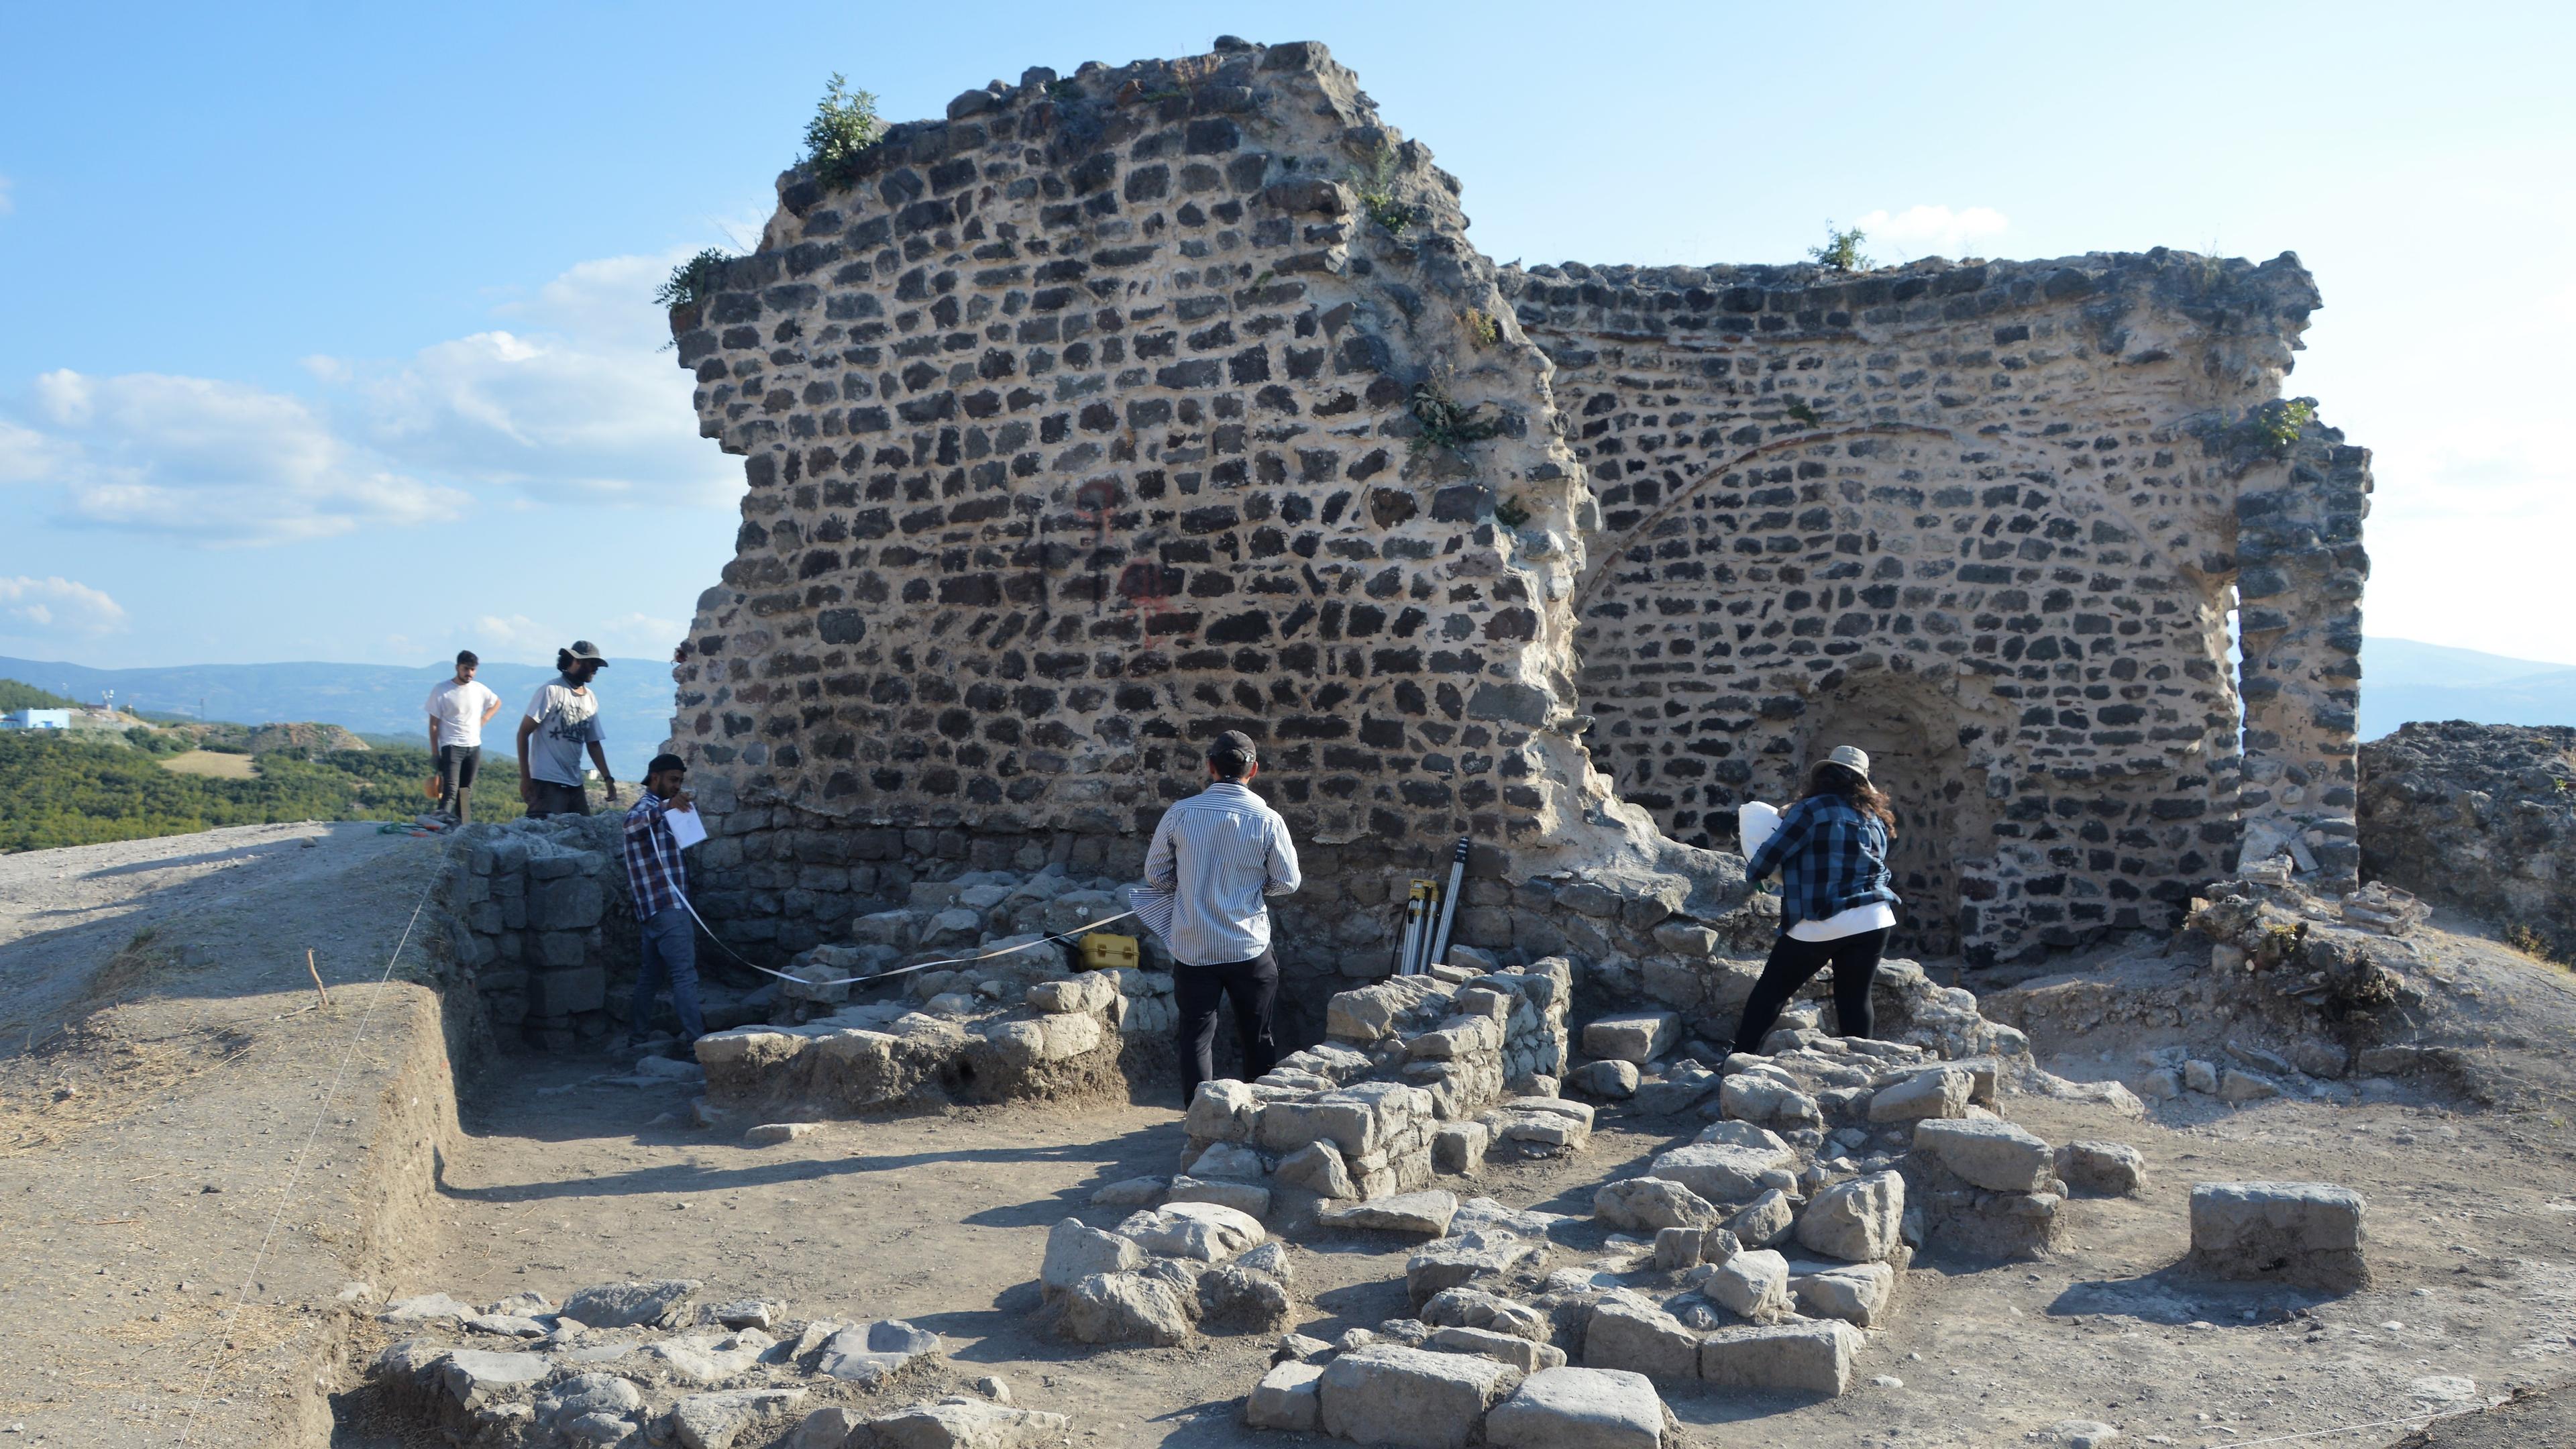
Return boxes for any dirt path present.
[0,823,465,1448]
[377,1032,2576,1449]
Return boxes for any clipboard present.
[665,803,707,849]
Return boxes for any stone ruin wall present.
[656,37,2369,1000]
[1506,254,2371,960]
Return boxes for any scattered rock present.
[1699,1320,1862,1395]
[1322,1191,1460,1236]
[1568,1060,1642,1098]
[1582,1298,1701,1381]
[1913,1118,2054,1193]
[1061,1271,1194,1346]
[1318,1342,1523,1449]
[1796,1171,1905,1262]
[1425,1324,1566,1373]
[1706,1249,1792,1322]
[1725,1189,1796,1250]
[1485,1366,1675,1449]
[2054,1141,2147,1196]
[1114,1201,1266,1261]
[1041,1219,1146,1300]
[1087,1175,1168,1206]
[1868,1066,1974,1124]
[1581,1012,1680,1065]
[1247,1360,1324,1430]
[672,1388,806,1449]
[743,1122,820,1146]
[1594,1176,1723,1233]
[2186,1181,2369,1291]
[561,1279,700,1329]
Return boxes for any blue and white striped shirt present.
[1136,782,1302,966]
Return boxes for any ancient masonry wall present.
[658,37,2368,976]
[1501,254,2369,959]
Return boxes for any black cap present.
[1205,730,1258,764]
[566,639,608,665]
[647,753,687,776]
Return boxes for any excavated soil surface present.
[349,1018,2575,1448]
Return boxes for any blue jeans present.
[632,905,704,1042]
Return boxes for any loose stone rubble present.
[364,1279,1069,1447]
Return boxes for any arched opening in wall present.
[1794,680,1982,959]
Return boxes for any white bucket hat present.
[1823,745,1872,780]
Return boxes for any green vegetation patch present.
[0,732,524,853]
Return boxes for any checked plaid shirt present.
[621,789,689,921]
[1744,794,1899,929]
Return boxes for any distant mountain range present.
[0,655,674,780]
[5,637,2568,781]
[2355,638,2576,741]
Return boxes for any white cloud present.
[0,575,127,635]
[468,610,684,661]
[16,370,465,544]
[1854,205,2012,261]
[315,249,741,508]
[1,247,737,547]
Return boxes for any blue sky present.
[2,1,2570,672]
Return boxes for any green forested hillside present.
[0,732,526,852]
[0,680,83,712]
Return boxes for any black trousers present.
[437,745,481,821]
[1731,926,1893,1055]
[1175,948,1279,1106]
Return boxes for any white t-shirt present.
[1788,899,1898,943]
[425,678,501,749]
[523,679,605,787]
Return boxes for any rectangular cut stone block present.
[2187,1181,2368,1291]
[1913,1118,2053,1193]
[1698,1320,1862,1395]
[1581,1012,1678,1065]
[1582,1299,1701,1381]
[527,967,605,1015]
[1485,1366,1669,1449]
[1317,1343,1521,1449]
[1257,1097,1383,1157]
[1248,1359,1323,1430]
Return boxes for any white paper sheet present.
[665,803,707,849]
[1737,800,1780,861]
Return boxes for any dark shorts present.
[526,780,590,818]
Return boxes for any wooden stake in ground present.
[306,949,330,1008]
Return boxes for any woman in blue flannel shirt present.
[1731,745,1903,1054]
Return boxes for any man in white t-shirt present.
[424,649,502,823]
[517,640,614,818]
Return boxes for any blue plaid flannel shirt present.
[621,790,688,921]
[1744,794,1898,929]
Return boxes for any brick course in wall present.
[653,38,2370,982]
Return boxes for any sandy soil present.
[0,822,464,1448]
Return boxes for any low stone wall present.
[2359,720,2576,959]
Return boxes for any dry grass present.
[158,749,259,780]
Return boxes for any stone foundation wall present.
[1499,252,2369,960]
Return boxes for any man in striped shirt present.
[1142,731,1301,1105]
[621,752,704,1046]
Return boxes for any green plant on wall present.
[654,248,733,309]
[2259,398,2315,449]
[804,72,886,191]
[1408,382,1502,455]
[1809,221,1873,272]
[1782,397,1823,427]
[1462,307,1501,349]
[1350,146,1411,235]
[1493,496,1532,529]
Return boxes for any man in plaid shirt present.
[622,752,704,1046]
